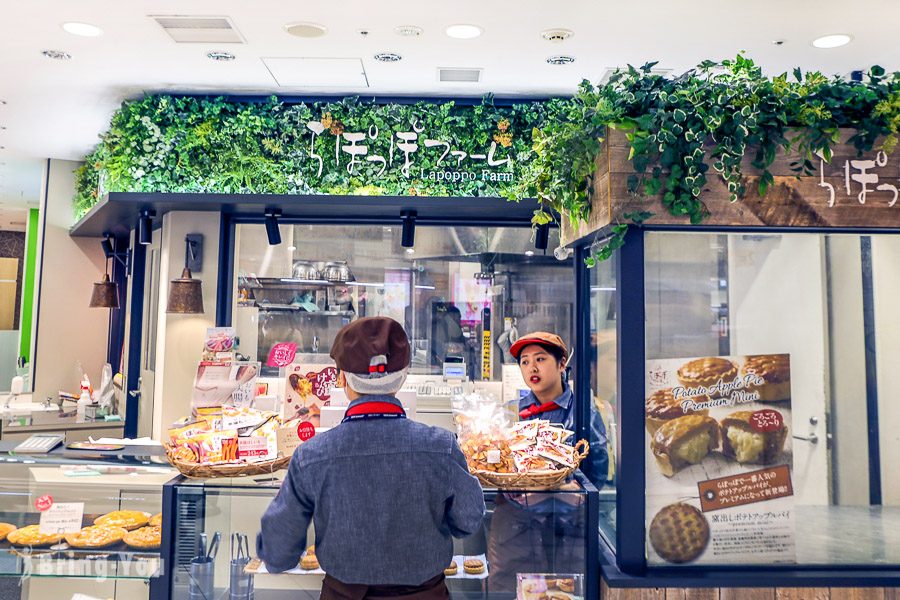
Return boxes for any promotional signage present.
[39,502,84,535]
[283,362,338,425]
[644,353,796,565]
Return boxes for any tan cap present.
[509,331,568,360]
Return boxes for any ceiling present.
[0,0,898,216]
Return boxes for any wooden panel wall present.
[602,582,900,600]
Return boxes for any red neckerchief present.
[518,401,562,420]
[342,401,406,423]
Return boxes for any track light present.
[100,236,113,257]
[265,209,282,246]
[534,222,550,251]
[137,210,154,245]
[401,210,417,248]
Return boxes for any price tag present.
[238,436,271,459]
[39,502,84,535]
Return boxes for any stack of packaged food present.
[167,406,281,466]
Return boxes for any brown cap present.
[509,331,568,360]
[330,317,410,375]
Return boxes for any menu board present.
[283,362,338,426]
[645,353,796,565]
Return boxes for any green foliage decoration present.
[520,55,900,263]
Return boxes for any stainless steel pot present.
[322,261,353,282]
[291,261,320,280]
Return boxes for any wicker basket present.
[471,440,589,490]
[164,445,291,479]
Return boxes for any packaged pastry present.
[741,354,791,402]
[720,410,788,464]
[651,414,720,477]
[676,357,738,399]
[646,388,708,435]
[167,420,210,445]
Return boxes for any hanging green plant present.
[520,55,900,263]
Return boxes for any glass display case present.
[0,448,175,599]
[162,471,599,600]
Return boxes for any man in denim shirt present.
[258,317,485,600]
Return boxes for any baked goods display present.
[444,561,458,576]
[651,414,720,477]
[463,558,485,575]
[6,525,65,547]
[94,510,151,531]
[461,421,582,474]
[720,410,788,464]
[741,354,791,402]
[676,357,738,398]
[123,526,162,550]
[0,523,16,542]
[648,503,710,564]
[645,388,708,435]
[65,525,128,549]
[149,513,162,528]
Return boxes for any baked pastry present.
[463,558,485,574]
[645,388,708,435]
[444,561,458,576]
[556,579,575,593]
[149,513,162,528]
[300,553,320,570]
[651,414,720,477]
[94,510,150,531]
[547,592,571,600]
[306,544,316,556]
[649,503,709,564]
[741,355,791,402]
[677,357,738,398]
[123,526,161,550]
[720,411,788,464]
[6,525,65,547]
[65,525,128,549]
[0,523,16,542]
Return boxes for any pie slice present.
[0,523,16,542]
[149,513,162,528]
[65,525,128,549]
[651,414,720,477]
[6,525,65,547]
[123,526,161,550]
[94,510,151,531]
[720,410,788,464]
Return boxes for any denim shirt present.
[257,394,486,585]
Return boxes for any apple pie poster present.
[644,354,796,565]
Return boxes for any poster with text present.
[645,353,795,565]
[191,362,260,414]
[283,362,338,426]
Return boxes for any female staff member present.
[487,332,608,592]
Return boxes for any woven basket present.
[471,440,589,490]
[164,445,291,479]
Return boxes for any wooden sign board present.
[561,128,900,245]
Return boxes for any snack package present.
[167,420,210,445]
[452,392,516,473]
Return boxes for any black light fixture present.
[137,210,154,245]
[265,209,282,246]
[166,236,204,314]
[401,209,417,248]
[534,222,550,251]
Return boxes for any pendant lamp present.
[89,255,119,308]
[166,236,204,314]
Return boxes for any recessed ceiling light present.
[284,22,327,38]
[541,29,574,42]
[812,34,852,49]
[395,25,423,37]
[207,51,235,61]
[374,52,402,63]
[62,22,103,37]
[406,248,415,254]
[547,55,575,65]
[42,50,72,60]
[446,24,482,39]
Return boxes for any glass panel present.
[643,231,900,567]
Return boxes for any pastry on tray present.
[645,388,708,435]
[676,357,738,398]
[65,525,128,549]
[649,503,709,564]
[94,510,151,531]
[741,355,791,402]
[720,410,788,464]
[0,523,16,542]
[149,513,162,528]
[556,578,575,593]
[123,526,161,550]
[463,558,485,575]
[444,560,458,576]
[6,525,65,547]
[651,414,720,477]
[300,553,320,570]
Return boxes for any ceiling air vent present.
[152,16,244,43]
[438,68,482,83]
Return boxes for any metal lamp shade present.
[166,268,204,314]
[89,274,119,308]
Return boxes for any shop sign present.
[819,150,899,207]
[644,353,796,566]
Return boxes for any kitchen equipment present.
[207,531,221,560]
[291,261,320,280]
[322,261,353,282]
[229,533,254,600]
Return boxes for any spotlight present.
[100,235,113,258]
[534,222,550,251]
[265,209,282,246]
[137,210,154,245]
[401,210,417,248]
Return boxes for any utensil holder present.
[189,557,215,600]
[229,558,254,600]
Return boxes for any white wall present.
[33,159,109,401]
[151,211,220,439]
